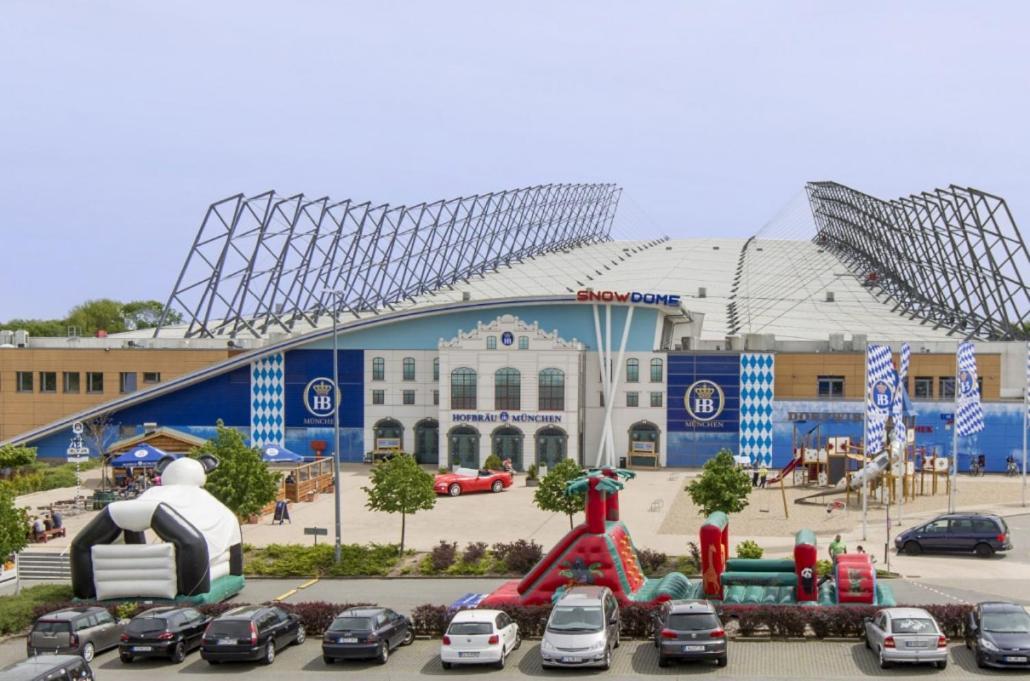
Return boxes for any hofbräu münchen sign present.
[452,411,562,424]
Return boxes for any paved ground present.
[0,637,1017,679]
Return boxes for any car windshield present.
[667,613,719,631]
[891,617,936,634]
[32,620,71,634]
[127,618,167,634]
[329,617,373,631]
[448,622,493,635]
[548,605,604,632]
[207,621,251,637]
[983,612,1030,634]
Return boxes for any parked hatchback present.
[895,513,1011,557]
[540,586,620,670]
[864,607,948,669]
[2,654,94,681]
[322,607,414,664]
[965,601,1030,669]
[440,609,521,670]
[27,607,123,663]
[119,606,211,664]
[653,600,727,667]
[200,606,305,665]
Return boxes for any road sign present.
[66,456,90,464]
[66,447,90,457]
[303,526,328,545]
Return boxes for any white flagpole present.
[949,344,960,514]
[1023,341,1028,507]
[862,343,869,542]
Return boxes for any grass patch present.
[0,584,75,635]
[244,543,406,577]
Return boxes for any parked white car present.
[864,607,949,670]
[440,609,520,670]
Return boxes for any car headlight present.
[541,639,555,652]
[981,639,1000,652]
[589,639,607,651]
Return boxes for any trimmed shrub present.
[0,585,74,635]
[735,540,764,559]
[491,539,543,574]
[816,559,833,577]
[621,603,659,639]
[462,541,488,565]
[923,604,973,637]
[244,543,403,577]
[430,541,458,572]
[492,604,552,638]
[636,549,668,576]
[411,604,450,637]
[277,601,372,636]
[483,454,503,470]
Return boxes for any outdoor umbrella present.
[110,444,176,467]
[261,445,305,463]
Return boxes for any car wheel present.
[936,660,947,670]
[904,541,922,556]
[716,656,727,668]
[377,642,389,665]
[261,641,276,666]
[491,480,503,493]
[879,647,892,669]
[81,642,95,663]
[171,641,186,664]
[514,631,522,650]
[614,629,620,649]
[601,647,611,670]
[323,654,334,664]
[402,628,415,646]
[295,627,306,645]
[448,483,462,497]
[442,661,452,669]
[976,649,987,669]
[658,654,669,668]
[975,543,995,558]
[119,653,133,664]
[495,650,506,670]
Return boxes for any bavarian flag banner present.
[956,341,985,437]
[865,344,896,454]
[891,342,910,448]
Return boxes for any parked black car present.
[322,607,414,664]
[1,654,93,680]
[895,513,1011,557]
[653,599,727,667]
[200,606,305,665]
[965,601,1030,669]
[119,606,211,663]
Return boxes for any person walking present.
[829,534,847,563]
[759,464,769,488]
[751,466,760,487]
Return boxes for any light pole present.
[330,291,343,564]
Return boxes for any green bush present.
[816,559,833,577]
[244,543,404,577]
[483,454,503,470]
[735,540,764,559]
[0,584,74,635]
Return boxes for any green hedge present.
[0,584,74,635]
[244,543,405,577]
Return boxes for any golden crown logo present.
[312,381,333,396]
[693,384,716,399]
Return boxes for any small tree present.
[191,422,279,519]
[686,449,752,516]
[82,413,117,491]
[533,458,585,529]
[483,454,502,470]
[362,454,436,554]
[0,486,28,560]
[0,444,36,470]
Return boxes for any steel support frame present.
[806,181,1029,341]
[158,183,622,338]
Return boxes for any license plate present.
[134,646,152,652]
[560,656,579,663]
[459,651,480,658]
[905,641,927,648]
[683,645,705,652]
[341,637,358,643]
[1006,656,1028,663]
[217,639,235,646]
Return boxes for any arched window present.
[372,356,385,381]
[433,357,440,381]
[402,357,416,381]
[494,368,521,411]
[626,358,639,383]
[450,368,477,410]
[650,358,663,383]
[538,368,565,411]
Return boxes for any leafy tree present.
[686,449,752,516]
[82,413,118,491]
[533,458,585,529]
[122,300,181,330]
[362,454,436,554]
[191,421,280,518]
[0,319,66,336]
[0,486,28,560]
[0,445,36,469]
[66,298,127,335]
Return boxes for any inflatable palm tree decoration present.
[565,466,635,532]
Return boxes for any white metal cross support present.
[593,305,634,468]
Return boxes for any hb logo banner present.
[666,355,740,433]
[283,349,364,429]
[685,380,725,422]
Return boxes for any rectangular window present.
[372,357,385,381]
[626,359,639,383]
[63,372,80,393]
[518,336,529,350]
[433,389,439,406]
[650,358,663,383]
[626,391,639,407]
[600,391,605,407]
[86,372,104,393]
[650,391,663,408]
[432,358,439,381]
[402,358,415,381]
[913,376,933,399]
[16,371,32,392]
[939,377,955,399]
[119,372,137,394]
[817,376,844,398]
[372,389,385,405]
[142,372,161,384]
[39,371,57,393]
[402,390,415,405]
[486,336,497,350]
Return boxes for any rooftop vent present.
[825,291,835,302]
[461,291,471,302]
[698,287,707,298]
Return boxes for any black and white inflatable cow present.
[71,455,243,600]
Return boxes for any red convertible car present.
[434,467,513,496]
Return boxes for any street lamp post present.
[331,292,343,564]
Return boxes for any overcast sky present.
[2,1,1027,320]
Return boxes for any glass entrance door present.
[414,419,439,465]
[536,427,567,470]
[448,426,479,469]
[491,426,523,471]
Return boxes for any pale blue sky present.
[2,1,1027,319]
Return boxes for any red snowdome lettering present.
[575,290,681,307]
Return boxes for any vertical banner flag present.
[866,344,896,454]
[891,342,910,448]
[956,342,985,437]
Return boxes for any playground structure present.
[481,468,894,608]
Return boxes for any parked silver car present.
[540,586,620,670]
[864,607,948,670]
[27,607,123,663]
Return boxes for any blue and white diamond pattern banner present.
[865,344,896,455]
[739,353,774,466]
[956,341,984,437]
[251,352,285,446]
[891,342,910,448]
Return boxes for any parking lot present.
[2,637,1024,680]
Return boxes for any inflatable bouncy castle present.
[71,455,244,603]
[482,468,695,606]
